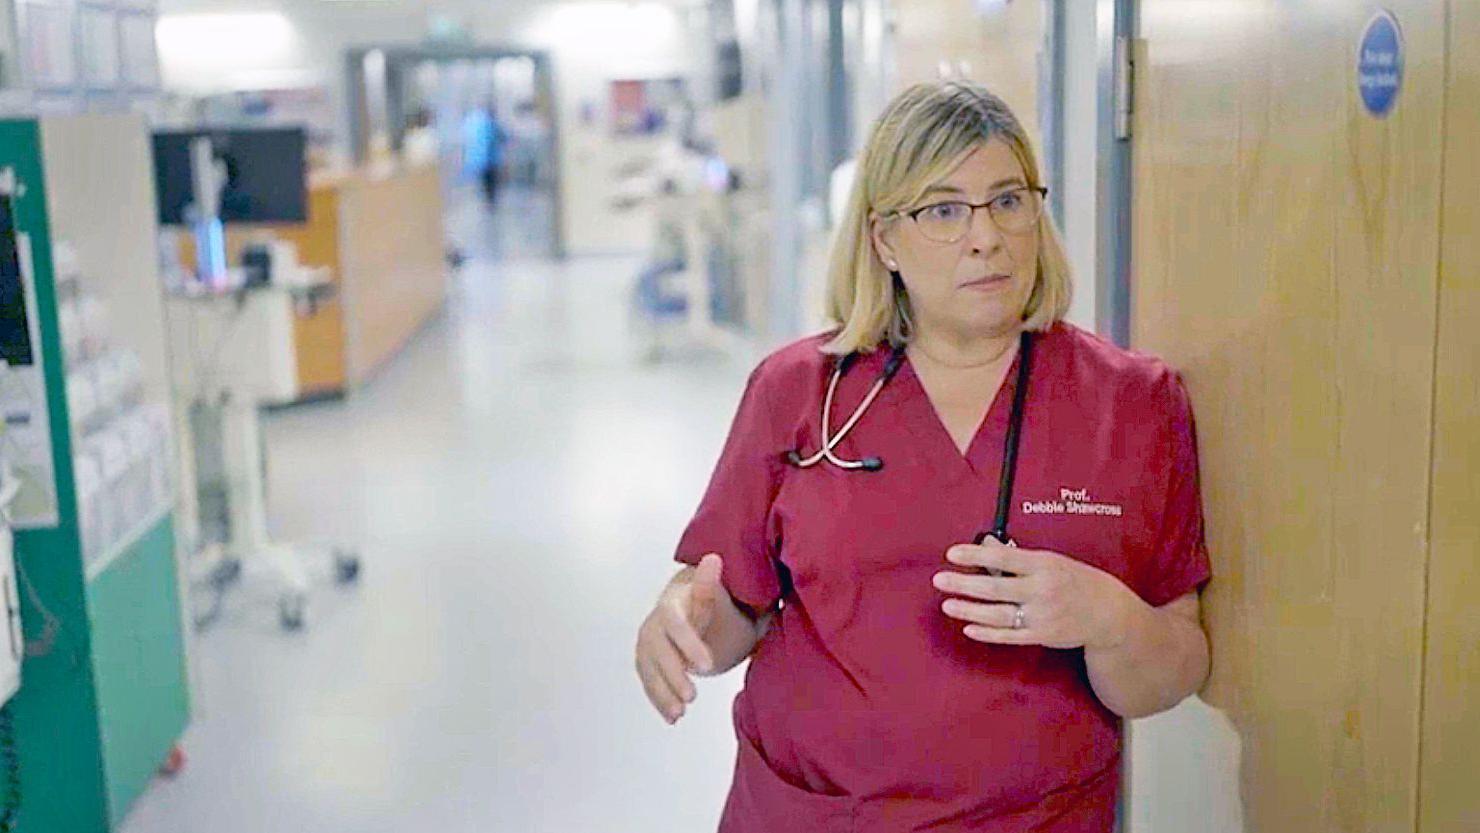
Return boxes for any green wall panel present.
[87,516,189,825]
[0,118,189,832]
[0,118,109,833]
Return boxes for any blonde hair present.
[823,80,1072,355]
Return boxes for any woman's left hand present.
[932,539,1145,650]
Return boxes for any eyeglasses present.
[895,186,1049,244]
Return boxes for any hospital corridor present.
[120,246,756,833]
[0,1,1475,832]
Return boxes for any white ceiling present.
[159,0,707,14]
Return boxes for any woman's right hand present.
[635,554,727,725]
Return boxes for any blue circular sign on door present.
[1357,10,1404,117]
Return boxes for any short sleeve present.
[673,364,785,613]
[1137,372,1213,607]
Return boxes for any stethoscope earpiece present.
[784,331,1034,547]
[784,346,907,473]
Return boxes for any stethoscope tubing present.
[977,331,1034,547]
[785,347,907,471]
[785,332,1036,556]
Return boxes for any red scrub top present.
[674,322,1211,833]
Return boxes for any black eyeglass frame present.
[892,186,1051,243]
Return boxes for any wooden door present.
[1130,3,1447,831]
[1419,2,1480,829]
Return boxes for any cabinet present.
[1,114,188,833]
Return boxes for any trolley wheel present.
[211,557,243,589]
[333,551,362,585]
[159,744,186,778]
[279,594,307,631]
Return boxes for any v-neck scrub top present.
[674,322,1211,833]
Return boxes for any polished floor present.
[445,180,559,261]
[121,224,761,830]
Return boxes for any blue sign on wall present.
[1357,10,1404,118]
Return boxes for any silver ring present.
[1012,606,1026,630]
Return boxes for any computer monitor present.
[0,194,34,367]
[152,127,308,226]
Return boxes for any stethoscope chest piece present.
[973,528,1017,577]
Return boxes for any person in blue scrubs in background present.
[462,101,509,207]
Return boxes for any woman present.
[634,80,1211,832]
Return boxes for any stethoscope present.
[784,331,1036,550]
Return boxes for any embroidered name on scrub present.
[1023,488,1124,517]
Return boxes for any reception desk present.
[324,164,447,391]
[177,163,447,401]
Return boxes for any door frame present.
[345,44,567,259]
[1040,0,1133,345]
[1095,0,1135,345]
